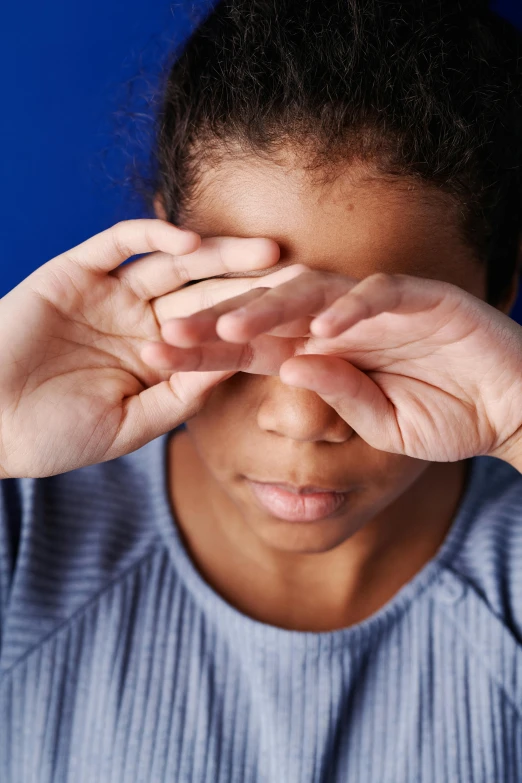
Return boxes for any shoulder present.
[0,433,173,672]
[450,455,522,641]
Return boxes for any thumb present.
[110,369,235,458]
[279,354,400,453]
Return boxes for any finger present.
[163,311,312,347]
[153,262,309,324]
[141,340,254,372]
[57,219,201,274]
[164,307,312,347]
[279,354,401,453]
[162,288,270,347]
[113,235,281,301]
[155,263,309,340]
[310,272,450,337]
[141,333,298,376]
[215,270,357,343]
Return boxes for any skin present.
[155,153,518,632]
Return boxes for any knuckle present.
[196,347,205,371]
[111,222,133,260]
[368,271,397,287]
[349,290,372,318]
[367,271,403,309]
[173,254,190,285]
[239,342,255,370]
[370,272,392,283]
[126,272,148,300]
[217,239,228,273]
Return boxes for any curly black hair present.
[151,0,522,307]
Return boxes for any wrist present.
[488,425,522,474]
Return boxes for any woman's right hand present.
[0,219,298,479]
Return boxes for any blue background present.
[1,0,521,320]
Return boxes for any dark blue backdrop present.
[1,0,521,321]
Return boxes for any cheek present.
[341,450,421,503]
[185,375,259,469]
[361,456,429,511]
[197,373,259,424]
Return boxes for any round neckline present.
[149,427,485,654]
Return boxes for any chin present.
[253,516,360,555]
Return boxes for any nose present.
[257,376,354,443]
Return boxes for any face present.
[161,152,505,556]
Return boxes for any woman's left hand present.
[161,268,522,465]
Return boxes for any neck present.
[167,430,470,632]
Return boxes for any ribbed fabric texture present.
[2,426,522,782]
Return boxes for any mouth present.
[250,480,351,495]
[245,478,353,523]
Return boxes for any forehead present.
[182,155,482,289]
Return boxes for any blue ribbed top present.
[1,427,522,782]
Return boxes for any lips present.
[246,479,351,522]
[258,481,348,495]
